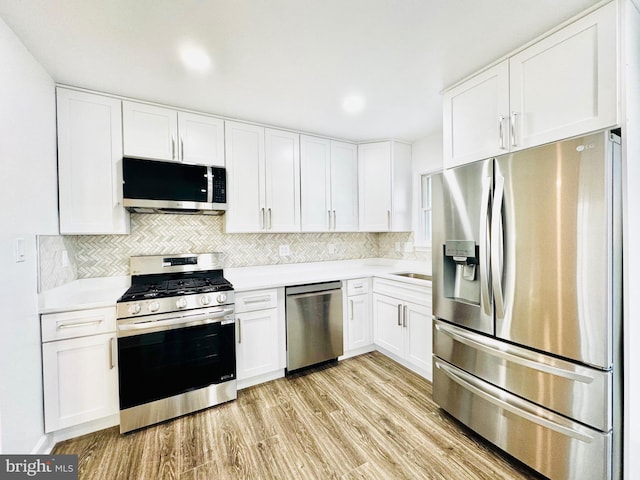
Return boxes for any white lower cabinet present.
[373,278,432,379]
[343,278,374,357]
[41,307,119,433]
[235,288,286,388]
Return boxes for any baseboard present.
[339,344,376,360]
[51,414,120,444]
[237,369,285,390]
[31,433,55,454]
[374,346,433,382]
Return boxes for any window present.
[416,173,433,247]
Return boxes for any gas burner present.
[117,253,234,319]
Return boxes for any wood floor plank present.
[52,352,542,480]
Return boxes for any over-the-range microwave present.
[122,157,227,215]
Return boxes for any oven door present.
[117,306,236,431]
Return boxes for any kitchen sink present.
[391,272,432,281]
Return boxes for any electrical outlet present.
[404,242,414,253]
[395,242,402,253]
[62,250,70,267]
[279,244,290,256]
[328,244,336,254]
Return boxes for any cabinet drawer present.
[42,307,116,342]
[347,278,369,296]
[235,289,278,313]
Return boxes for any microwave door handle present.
[206,167,213,203]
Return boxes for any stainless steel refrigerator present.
[432,130,622,480]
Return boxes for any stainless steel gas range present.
[116,253,236,433]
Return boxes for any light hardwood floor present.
[53,352,542,479]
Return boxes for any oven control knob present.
[128,303,141,315]
[148,301,160,313]
[176,298,188,309]
[200,295,211,306]
[217,293,227,304]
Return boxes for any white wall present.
[411,127,443,250]
[411,127,443,175]
[622,2,640,478]
[0,17,58,453]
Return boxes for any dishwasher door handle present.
[286,281,343,296]
[286,289,340,301]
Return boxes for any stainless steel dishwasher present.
[285,281,343,372]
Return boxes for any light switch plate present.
[279,245,290,256]
[15,237,26,262]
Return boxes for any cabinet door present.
[236,308,280,381]
[442,61,510,168]
[122,101,178,161]
[42,333,118,432]
[300,135,331,231]
[224,121,265,232]
[509,2,617,150]
[178,111,225,166]
[373,294,404,356]
[390,142,412,232]
[346,294,372,351]
[404,301,432,375]
[56,88,129,234]
[331,141,359,232]
[358,142,392,231]
[264,128,300,232]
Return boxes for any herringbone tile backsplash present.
[38,213,427,291]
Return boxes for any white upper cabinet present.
[264,128,301,232]
[122,102,176,161]
[331,141,359,231]
[122,101,224,166]
[56,88,129,234]
[178,111,225,166]
[225,121,265,232]
[509,2,618,150]
[300,136,358,232]
[443,1,618,168]
[358,141,411,232]
[225,121,300,233]
[443,61,510,168]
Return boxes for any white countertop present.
[38,258,431,314]
[225,258,431,291]
[39,275,131,314]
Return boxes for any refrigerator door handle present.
[491,174,505,319]
[434,359,594,443]
[434,321,595,384]
[479,176,492,316]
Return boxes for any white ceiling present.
[0,0,600,143]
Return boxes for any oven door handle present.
[118,308,234,334]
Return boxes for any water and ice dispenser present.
[442,240,480,305]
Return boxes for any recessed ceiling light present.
[342,95,366,114]
[179,44,212,72]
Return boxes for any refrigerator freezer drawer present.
[433,358,612,480]
[433,319,612,431]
